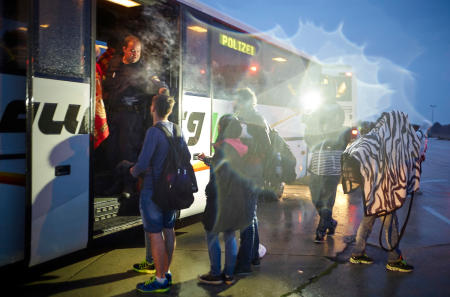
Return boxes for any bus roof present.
[175,0,316,63]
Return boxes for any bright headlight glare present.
[301,91,322,113]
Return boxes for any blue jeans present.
[237,216,259,270]
[309,174,340,232]
[139,189,176,233]
[206,230,237,276]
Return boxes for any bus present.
[320,64,357,128]
[0,0,323,268]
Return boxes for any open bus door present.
[26,0,93,266]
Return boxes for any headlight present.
[301,90,322,114]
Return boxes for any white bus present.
[0,0,322,269]
[320,64,357,128]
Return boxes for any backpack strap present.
[154,122,182,167]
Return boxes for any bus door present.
[27,0,92,266]
[179,9,211,218]
[0,0,28,267]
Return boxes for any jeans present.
[352,212,401,262]
[206,230,237,276]
[237,216,259,269]
[139,189,176,233]
[309,174,340,232]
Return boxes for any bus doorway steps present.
[93,216,142,239]
[94,197,120,222]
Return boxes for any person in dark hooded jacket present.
[197,114,255,285]
[232,87,271,274]
[304,91,351,243]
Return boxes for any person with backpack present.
[197,114,255,285]
[129,94,192,293]
[304,89,351,243]
[232,88,272,274]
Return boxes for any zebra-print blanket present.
[342,111,421,216]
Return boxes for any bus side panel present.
[0,74,26,266]
[211,98,233,147]
[29,77,89,266]
[179,94,211,218]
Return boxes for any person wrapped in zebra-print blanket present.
[342,110,421,272]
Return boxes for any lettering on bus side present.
[0,100,27,133]
[38,103,81,134]
[0,101,88,135]
[219,33,255,56]
[187,112,205,146]
[0,100,41,133]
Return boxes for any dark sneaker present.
[251,257,261,266]
[234,265,252,275]
[314,230,326,243]
[166,272,172,285]
[222,273,236,285]
[198,272,223,285]
[327,219,338,235]
[136,277,170,293]
[349,254,374,264]
[386,258,414,272]
[133,260,155,274]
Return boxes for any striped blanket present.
[342,111,421,216]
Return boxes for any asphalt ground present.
[5,138,450,296]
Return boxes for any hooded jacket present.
[202,138,256,232]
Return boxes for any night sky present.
[197,0,450,126]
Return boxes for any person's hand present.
[198,153,206,161]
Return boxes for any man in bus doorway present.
[232,87,272,274]
[103,34,166,197]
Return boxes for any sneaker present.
[133,260,156,274]
[386,257,414,272]
[165,272,172,285]
[327,219,337,235]
[251,257,261,266]
[136,277,170,293]
[314,230,326,243]
[234,265,252,276]
[198,272,224,285]
[222,273,236,285]
[349,254,374,264]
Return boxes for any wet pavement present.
[11,139,450,296]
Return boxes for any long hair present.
[216,114,242,142]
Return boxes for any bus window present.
[33,0,91,81]
[258,43,309,108]
[0,1,28,76]
[183,11,209,97]
[335,75,352,102]
[321,74,352,102]
[211,24,261,100]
